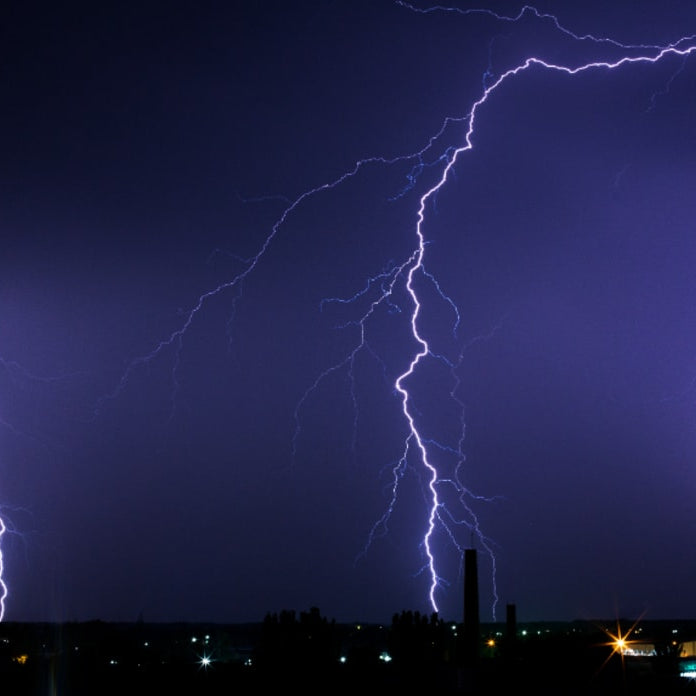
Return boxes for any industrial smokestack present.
[505,603,517,661]
[462,548,480,665]
[506,603,516,639]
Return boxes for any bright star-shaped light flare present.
[197,653,213,670]
[596,612,646,675]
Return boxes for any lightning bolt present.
[373,5,696,617]
[88,4,696,622]
[0,354,78,621]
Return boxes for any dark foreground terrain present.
[1,612,695,694]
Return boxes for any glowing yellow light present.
[596,612,646,675]
[487,639,496,648]
[13,654,28,665]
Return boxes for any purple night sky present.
[2,1,696,625]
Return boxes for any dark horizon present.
[3,600,696,631]
[2,609,695,696]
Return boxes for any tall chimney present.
[462,548,480,665]
[506,603,516,638]
[505,602,517,662]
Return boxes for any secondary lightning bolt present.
[0,516,6,621]
[92,4,696,621]
[0,357,34,621]
[0,354,79,621]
